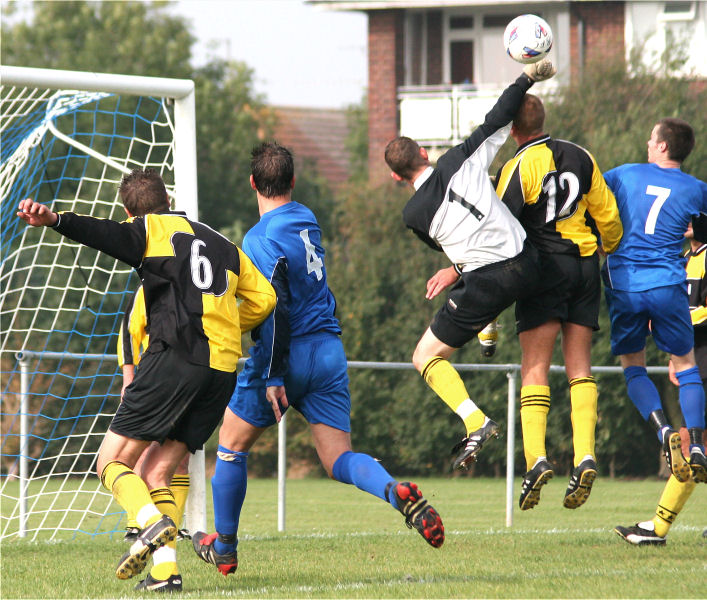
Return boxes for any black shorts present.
[515,252,601,334]
[431,242,544,348]
[110,344,237,453]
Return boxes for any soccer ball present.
[504,14,553,64]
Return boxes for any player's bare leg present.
[413,327,498,469]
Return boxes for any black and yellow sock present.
[170,473,190,530]
[569,377,597,466]
[520,385,550,470]
[149,487,179,579]
[101,461,161,529]
[652,475,696,537]
[422,356,485,433]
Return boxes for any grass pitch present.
[2,477,705,598]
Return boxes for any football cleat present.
[389,481,444,548]
[134,572,183,592]
[124,526,140,543]
[192,531,238,576]
[452,418,500,470]
[176,528,191,541]
[116,515,177,580]
[688,446,707,483]
[614,522,666,546]
[519,460,554,511]
[662,429,691,483]
[477,320,498,358]
[563,458,597,509]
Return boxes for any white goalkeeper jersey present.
[403,74,531,272]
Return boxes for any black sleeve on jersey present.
[455,74,533,159]
[693,213,707,244]
[497,163,525,218]
[267,257,291,380]
[53,212,146,267]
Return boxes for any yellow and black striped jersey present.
[685,244,707,328]
[54,210,276,372]
[495,135,622,257]
[116,286,148,368]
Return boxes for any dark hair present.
[251,142,294,198]
[118,168,169,216]
[513,94,545,137]
[384,137,428,181]
[656,117,695,163]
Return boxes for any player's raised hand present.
[523,58,556,82]
[17,198,58,227]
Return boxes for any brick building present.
[308,1,707,181]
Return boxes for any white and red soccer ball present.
[504,14,553,64]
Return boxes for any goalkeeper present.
[17,169,276,593]
[384,60,556,471]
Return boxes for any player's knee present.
[412,346,430,372]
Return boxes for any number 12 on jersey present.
[299,229,324,280]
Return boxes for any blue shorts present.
[604,284,694,356]
[228,331,351,431]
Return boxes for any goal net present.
[0,66,203,540]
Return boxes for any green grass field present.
[2,477,705,598]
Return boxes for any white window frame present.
[658,1,696,22]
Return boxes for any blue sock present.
[211,445,248,554]
[624,366,663,430]
[332,451,397,506]
[675,366,706,430]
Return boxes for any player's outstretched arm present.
[17,198,58,227]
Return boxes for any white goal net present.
[0,66,203,540]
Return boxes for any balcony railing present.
[398,84,506,148]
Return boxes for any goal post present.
[0,65,205,539]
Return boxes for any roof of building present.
[272,106,351,190]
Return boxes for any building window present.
[659,1,695,21]
[450,16,474,29]
[450,41,474,83]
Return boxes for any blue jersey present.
[238,201,340,387]
[603,163,707,291]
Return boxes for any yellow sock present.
[651,475,697,537]
[520,385,550,470]
[570,377,597,466]
[422,356,485,433]
[170,474,190,529]
[149,487,180,579]
[101,461,160,528]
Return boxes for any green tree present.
[1,1,194,78]
[192,58,275,232]
[344,95,368,182]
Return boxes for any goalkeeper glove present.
[523,58,557,82]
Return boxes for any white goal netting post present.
[0,66,205,540]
